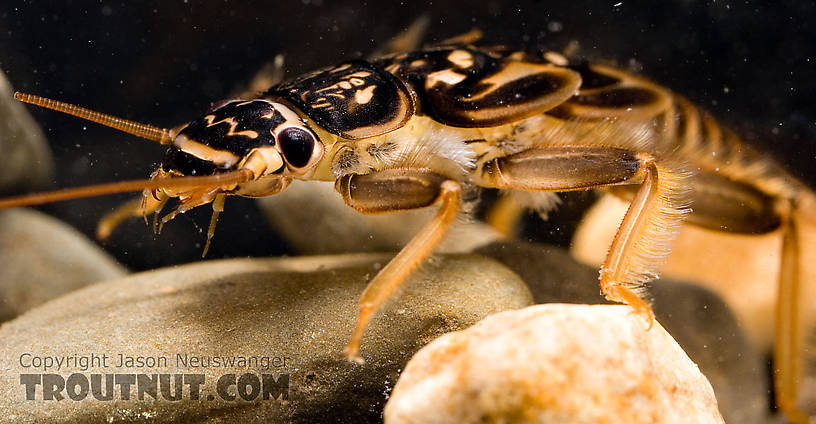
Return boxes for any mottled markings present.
[173,135,241,168]
[425,69,468,87]
[384,63,401,74]
[543,51,568,66]
[447,49,474,68]
[203,115,260,139]
[314,72,374,95]
[506,51,527,61]
[465,62,550,102]
[348,71,372,78]
[354,86,377,105]
[372,45,583,127]
[259,109,288,129]
[269,60,413,139]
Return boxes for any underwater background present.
[1,0,813,269]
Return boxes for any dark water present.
[1,0,814,269]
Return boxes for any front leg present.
[335,169,462,363]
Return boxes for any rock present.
[0,208,127,322]
[476,240,768,424]
[258,180,502,254]
[0,68,54,194]
[0,253,533,423]
[384,304,724,424]
[257,184,767,423]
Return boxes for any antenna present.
[14,92,173,144]
[0,169,253,209]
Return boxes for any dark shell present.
[162,100,284,175]
[550,64,673,121]
[161,147,217,176]
[269,60,414,140]
[176,100,282,156]
[374,45,582,127]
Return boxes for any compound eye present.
[277,127,319,169]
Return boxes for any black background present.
[1,0,814,270]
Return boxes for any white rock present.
[385,304,724,424]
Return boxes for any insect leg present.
[480,146,691,325]
[95,193,167,241]
[609,170,812,421]
[202,193,226,258]
[158,187,221,232]
[599,159,662,324]
[609,170,781,234]
[334,169,461,363]
[484,194,527,238]
[776,201,809,423]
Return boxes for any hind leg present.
[608,170,810,422]
[775,203,809,423]
[479,146,692,325]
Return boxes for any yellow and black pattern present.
[269,60,414,140]
[174,100,285,155]
[550,64,673,121]
[162,99,293,176]
[376,45,581,127]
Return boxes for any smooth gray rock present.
[0,68,53,194]
[0,208,127,322]
[0,254,533,423]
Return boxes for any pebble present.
[385,304,725,424]
[0,208,126,322]
[0,68,53,194]
[0,254,532,423]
